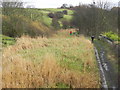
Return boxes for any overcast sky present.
[4,0,119,8]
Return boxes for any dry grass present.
[3,54,99,88]
[2,30,100,88]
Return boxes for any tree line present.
[71,1,119,37]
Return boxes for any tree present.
[95,1,113,34]
[96,0,110,10]
[52,18,60,29]
[1,0,25,15]
[63,10,68,15]
[48,12,54,18]
[69,4,74,8]
[48,12,64,19]
[1,0,27,37]
[61,4,68,8]
[1,0,24,8]
[55,11,64,19]
[71,1,115,36]
[62,20,70,29]
[72,5,96,36]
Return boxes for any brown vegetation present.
[2,30,100,88]
[2,54,99,88]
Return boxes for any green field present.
[24,8,74,27]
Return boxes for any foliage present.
[52,18,60,29]
[47,9,73,29]
[72,5,95,36]
[55,11,64,19]
[1,35,16,47]
[63,10,68,15]
[62,20,70,29]
[48,12,54,18]
[103,31,120,41]
[2,6,74,37]
[71,4,118,36]
[2,14,51,37]
[41,8,74,15]
[61,4,68,8]
[25,8,74,28]
[2,1,25,15]
[1,1,24,8]
[2,15,25,37]
[63,15,73,21]
[48,11,64,19]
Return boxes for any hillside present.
[2,8,74,38]
[23,8,74,27]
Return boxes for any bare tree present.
[97,0,110,9]
[1,0,25,15]
[1,0,25,8]
[61,4,68,8]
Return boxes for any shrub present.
[63,10,68,15]
[48,13,55,18]
[52,18,60,29]
[48,12,63,19]
[104,31,120,41]
[55,11,64,19]
[2,15,24,37]
[62,20,70,29]
[2,15,51,37]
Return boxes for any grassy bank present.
[22,8,74,27]
[94,39,118,73]
[2,30,100,88]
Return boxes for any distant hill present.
[2,8,74,37]
[23,8,74,27]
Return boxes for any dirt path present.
[94,41,118,89]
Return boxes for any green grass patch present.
[19,36,97,73]
[41,8,74,15]
[16,8,74,28]
[103,31,120,42]
[42,15,52,26]
[56,83,69,88]
[1,35,16,47]
[63,15,73,21]
[26,8,74,27]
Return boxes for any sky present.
[4,0,119,8]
